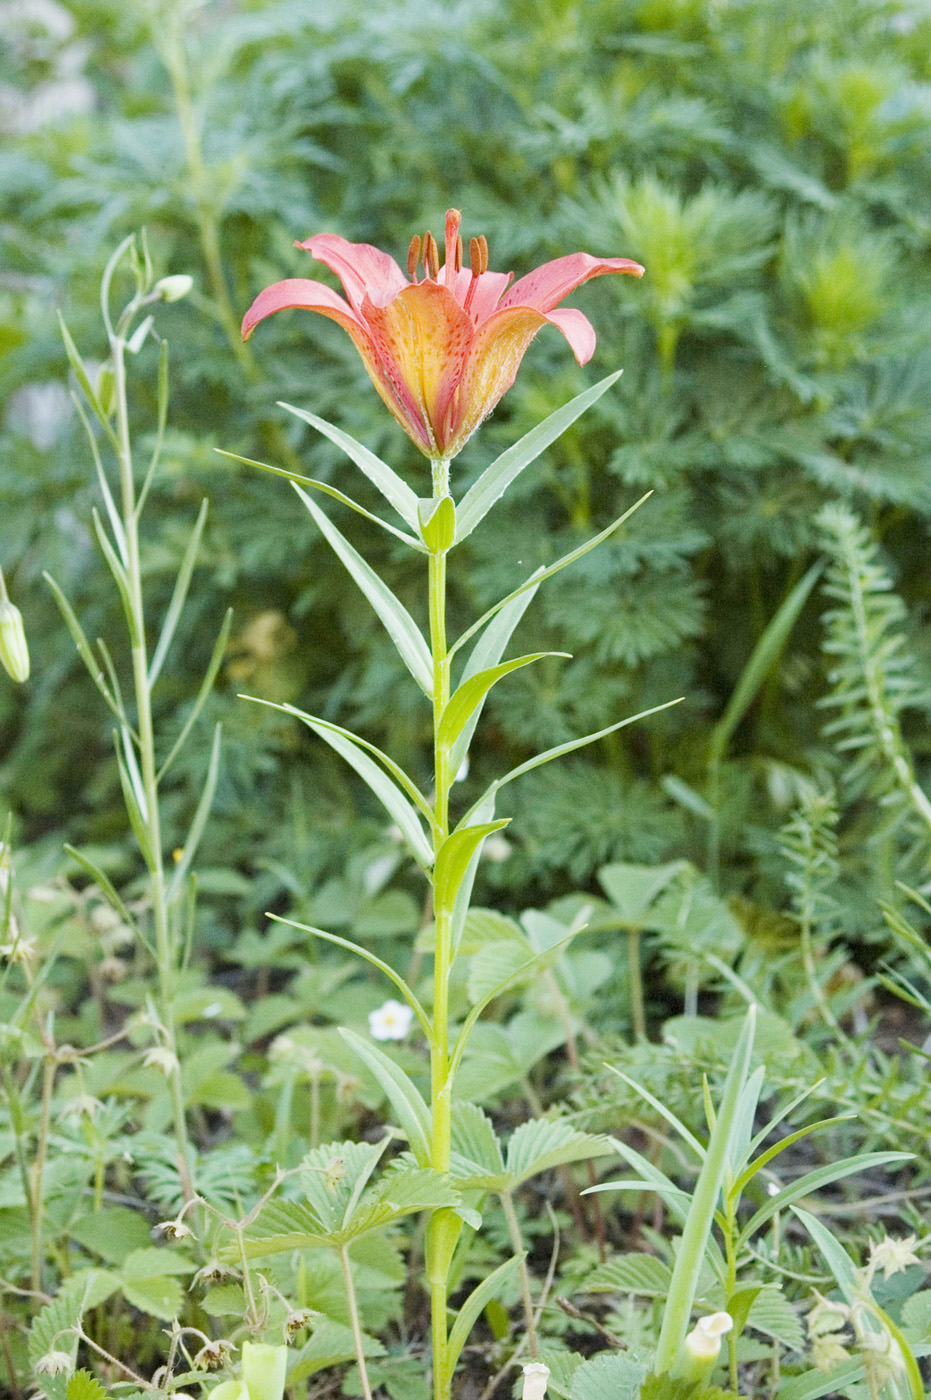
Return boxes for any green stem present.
[724,1203,739,1392]
[29,1055,55,1294]
[427,460,453,1400]
[111,329,194,1203]
[501,1190,538,1357]
[628,926,646,1039]
[340,1245,374,1400]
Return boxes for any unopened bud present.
[521,1363,550,1400]
[676,1312,733,1384]
[95,363,116,416]
[156,274,194,303]
[0,598,29,683]
[241,1342,288,1400]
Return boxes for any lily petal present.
[450,304,552,449]
[241,277,362,341]
[540,307,597,365]
[501,253,644,313]
[298,233,409,312]
[362,283,474,456]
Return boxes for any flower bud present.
[241,1341,288,1400]
[521,1363,550,1400]
[156,274,194,303]
[0,597,29,683]
[675,1312,733,1385]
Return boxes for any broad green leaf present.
[44,572,126,729]
[70,1207,151,1266]
[460,698,683,827]
[66,1374,106,1400]
[434,820,510,915]
[288,1318,384,1384]
[504,1119,615,1187]
[119,1271,184,1321]
[709,561,822,766]
[438,653,563,752]
[244,697,434,864]
[148,498,209,685]
[156,607,232,781]
[215,449,425,550]
[569,1351,649,1400]
[443,1254,524,1383]
[449,493,651,662]
[745,1285,805,1351]
[466,938,532,1005]
[340,1029,432,1167]
[597,861,686,926]
[202,1283,247,1315]
[653,1005,757,1376]
[580,1253,672,1297]
[166,723,221,903]
[295,485,433,695]
[450,574,541,775]
[267,913,431,1041]
[450,1102,504,1177]
[455,372,624,542]
[738,1152,912,1250]
[280,401,420,529]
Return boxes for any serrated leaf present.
[70,1208,151,1266]
[119,1272,183,1321]
[450,1101,504,1177]
[569,1351,649,1400]
[505,1118,614,1186]
[597,861,685,925]
[745,1285,804,1351]
[467,939,532,1005]
[580,1253,672,1297]
[66,1372,107,1400]
[202,1283,247,1315]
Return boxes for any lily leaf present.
[280,402,421,529]
[216,449,425,551]
[438,653,564,753]
[340,1029,433,1167]
[295,485,433,696]
[455,371,623,542]
[433,820,510,916]
[243,696,434,868]
[737,1151,912,1250]
[148,498,209,686]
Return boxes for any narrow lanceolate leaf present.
[460,698,683,828]
[455,371,624,542]
[243,696,435,828]
[267,913,432,1042]
[64,845,136,932]
[157,607,232,782]
[44,572,127,728]
[295,485,433,696]
[737,1151,912,1251]
[451,575,542,775]
[72,393,127,566]
[438,653,563,752]
[433,820,510,916]
[114,735,155,870]
[449,494,651,662]
[166,723,222,903]
[92,510,140,646]
[340,1028,433,1167]
[709,561,822,765]
[280,401,421,530]
[443,1255,524,1384]
[137,339,170,517]
[148,498,209,686]
[58,311,113,440]
[215,449,425,550]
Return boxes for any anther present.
[455,235,463,273]
[407,235,422,280]
[469,237,484,278]
[423,231,440,280]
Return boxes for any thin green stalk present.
[427,458,454,1400]
[340,1245,374,1400]
[29,1055,55,1294]
[628,927,646,1039]
[110,325,194,1202]
[500,1190,538,1357]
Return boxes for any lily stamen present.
[423,230,440,280]
[407,235,422,282]
[444,208,461,288]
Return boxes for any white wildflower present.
[368,999,413,1041]
[521,1362,550,1400]
[869,1234,921,1280]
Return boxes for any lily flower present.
[242,210,643,461]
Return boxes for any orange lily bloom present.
[242,210,643,461]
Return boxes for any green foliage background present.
[2,0,931,933]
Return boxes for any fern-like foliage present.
[817,503,931,852]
